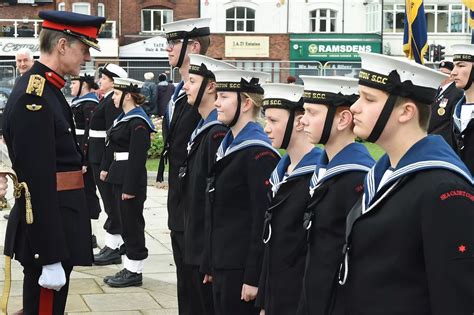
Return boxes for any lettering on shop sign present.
[0,42,40,53]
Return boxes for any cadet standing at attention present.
[451,44,474,174]
[158,18,209,314]
[102,78,156,287]
[296,76,374,315]
[180,54,235,315]
[91,63,128,265]
[204,69,280,315]
[339,52,474,315]
[2,10,105,314]
[70,71,101,248]
[256,83,322,315]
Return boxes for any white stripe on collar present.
[270,165,316,197]
[71,97,99,107]
[187,120,223,154]
[309,164,372,197]
[366,160,473,205]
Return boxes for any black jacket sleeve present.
[122,119,151,195]
[421,179,474,315]
[8,94,69,265]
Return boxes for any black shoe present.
[91,235,98,249]
[3,213,9,220]
[104,268,142,288]
[93,246,122,265]
[119,244,126,255]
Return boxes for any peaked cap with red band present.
[39,10,106,51]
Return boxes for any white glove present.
[38,262,66,291]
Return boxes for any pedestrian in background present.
[156,73,175,117]
[141,72,157,115]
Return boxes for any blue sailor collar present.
[71,92,99,107]
[364,135,473,209]
[270,147,322,197]
[188,109,224,154]
[216,121,280,161]
[310,142,374,196]
[113,107,157,132]
[173,81,186,102]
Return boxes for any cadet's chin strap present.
[175,37,189,69]
[463,65,474,90]
[0,164,33,314]
[319,106,337,145]
[119,92,127,110]
[280,110,296,150]
[366,94,398,143]
[193,78,209,109]
[78,80,84,97]
[228,92,241,128]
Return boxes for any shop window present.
[226,7,255,32]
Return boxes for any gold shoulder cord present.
[0,164,33,315]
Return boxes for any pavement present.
[0,182,178,314]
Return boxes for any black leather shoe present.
[104,268,142,287]
[93,246,122,265]
[91,235,98,249]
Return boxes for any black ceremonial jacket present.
[256,148,322,315]
[71,92,99,161]
[453,96,474,175]
[3,61,92,266]
[180,111,228,267]
[340,137,474,315]
[204,123,280,285]
[160,83,201,231]
[87,91,122,169]
[428,82,463,150]
[104,107,155,195]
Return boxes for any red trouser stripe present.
[39,288,53,314]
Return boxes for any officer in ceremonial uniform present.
[158,18,209,314]
[204,69,280,315]
[2,10,105,314]
[256,83,323,315]
[339,52,474,315]
[427,60,463,150]
[451,44,474,174]
[296,77,374,315]
[90,63,128,265]
[70,71,101,247]
[180,54,235,314]
[102,77,156,287]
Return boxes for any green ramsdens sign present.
[290,33,382,61]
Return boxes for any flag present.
[462,0,474,28]
[403,0,428,64]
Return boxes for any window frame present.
[72,2,91,15]
[141,8,173,33]
[225,6,256,32]
[309,9,337,33]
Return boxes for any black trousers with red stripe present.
[22,263,73,315]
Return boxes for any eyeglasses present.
[166,39,195,49]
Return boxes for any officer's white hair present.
[16,48,34,60]
[144,72,154,80]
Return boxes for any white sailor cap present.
[300,76,359,106]
[357,52,447,104]
[261,83,304,110]
[113,77,143,93]
[213,69,271,94]
[163,18,211,40]
[99,63,128,79]
[71,70,96,81]
[188,54,235,79]
[451,44,474,62]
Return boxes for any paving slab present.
[83,292,160,312]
